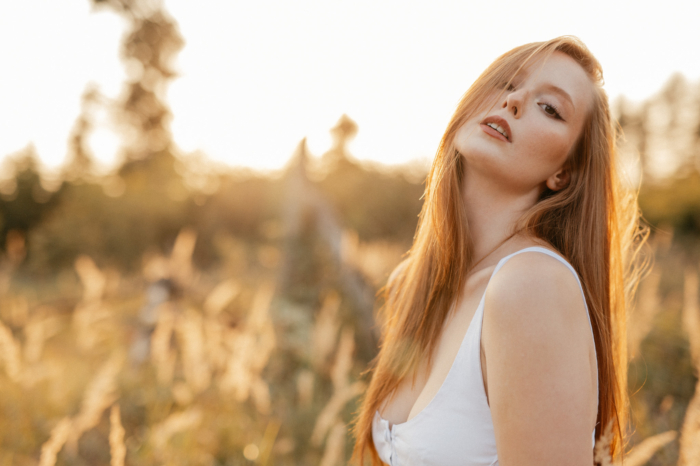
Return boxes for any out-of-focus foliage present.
[0,1,699,465]
[0,147,57,247]
[317,115,424,243]
[638,173,700,238]
[613,73,700,465]
[617,73,700,238]
[0,2,420,464]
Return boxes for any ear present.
[546,166,570,191]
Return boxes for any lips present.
[480,115,512,143]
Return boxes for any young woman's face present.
[454,51,594,196]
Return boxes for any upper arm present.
[482,253,596,466]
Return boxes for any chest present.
[379,268,494,426]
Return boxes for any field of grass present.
[0,224,699,466]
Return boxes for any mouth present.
[480,116,512,142]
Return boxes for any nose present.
[502,88,523,118]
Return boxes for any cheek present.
[454,126,467,154]
[524,125,573,166]
[454,120,478,154]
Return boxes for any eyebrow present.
[541,83,575,112]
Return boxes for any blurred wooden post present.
[280,139,378,354]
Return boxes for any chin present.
[458,138,505,165]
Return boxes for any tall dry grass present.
[0,318,22,383]
[311,326,365,463]
[109,405,125,466]
[220,281,276,414]
[2,229,293,464]
[2,227,698,465]
[679,268,700,465]
[150,302,177,386]
[66,352,124,452]
[595,420,677,466]
[38,418,72,466]
[150,408,203,452]
[629,271,662,361]
[73,255,109,352]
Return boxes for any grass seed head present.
[38,417,72,466]
[109,405,126,466]
[0,319,22,382]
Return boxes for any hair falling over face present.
[351,35,649,465]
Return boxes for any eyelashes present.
[499,82,565,121]
[539,102,563,120]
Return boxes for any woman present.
[351,36,647,465]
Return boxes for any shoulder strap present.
[495,247,586,307]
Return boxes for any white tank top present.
[372,247,598,466]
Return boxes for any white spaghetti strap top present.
[372,246,599,466]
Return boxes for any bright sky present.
[1,0,699,174]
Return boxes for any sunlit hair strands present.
[351,36,649,464]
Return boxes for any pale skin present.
[379,52,598,465]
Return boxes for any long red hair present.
[351,36,648,464]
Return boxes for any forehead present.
[519,51,594,115]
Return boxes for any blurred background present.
[0,0,699,465]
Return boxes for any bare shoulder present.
[483,250,585,328]
[480,249,592,393]
[481,250,596,463]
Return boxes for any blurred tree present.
[639,172,700,238]
[79,0,192,267]
[615,75,700,238]
[616,96,650,179]
[23,0,193,271]
[318,115,423,243]
[693,80,700,173]
[0,146,56,255]
[321,114,358,169]
[92,0,185,180]
[63,84,102,183]
[659,73,696,176]
[199,174,282,241]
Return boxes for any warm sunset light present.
[1,1,699,465]
[1,0,699,172]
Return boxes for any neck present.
[461,166,540,264]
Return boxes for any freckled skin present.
[462,52,598,465]
[454,51,593,198]
[380,51,599,465]
[482,252,599,465]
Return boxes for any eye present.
[539,102,563,121]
